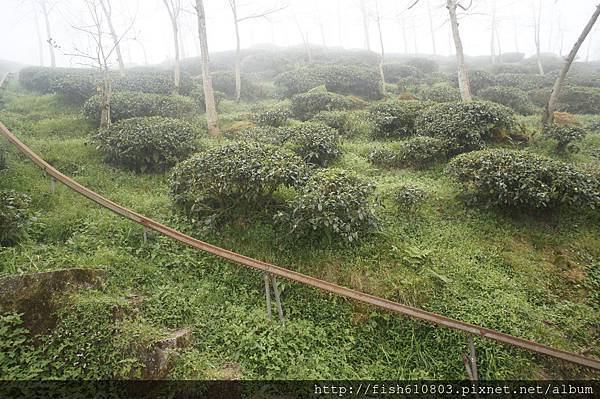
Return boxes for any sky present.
[0,0,599,68]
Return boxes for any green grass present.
[0,87,599,380]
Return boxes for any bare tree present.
[227,0,286,102]
[374,0,386,95]
[337,0,343,47]
[512,11,520,52]
[293,13,312,63]
[360,0,371,51]
[32,2,45,66]
[38,0,56,67]
[194,0,220,137]
[427,0,437,55]
[533,0,544,75]
[98,0,125,76]
[162,0,182,94]
[446,0,472,101]
[490,0,496,64]
[542,4,600,125]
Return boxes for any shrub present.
[276,169,376,243]
[542,123,587,153]
[529,86,600,114]
[0,190,36,246]
[383,64,422,83]
[170,142,308,219]
[466,70,495,93]
[211,70,266,100]
[275,64,383,99]
[290,91,366,120]
[281,122,341,167]
[416,100,519,154]
[418,84,461,102]
[234,126,284,145]
[493,73,550,91]
[82,91,196,124]
[312,110,368,137]
[447,149,600,210]
[498,52,525,63]
[389,184,428,209]
[368,101,429,139]
[0,143,6,170]
[112,68,194,95]
[368,137,446,169]
[489,64,531,74]
[478,86,536,115]
[251,108,291,127]
[93,116,199,172]
[19,66,98,103]
[404,58,439,74]
[190,84,225,112]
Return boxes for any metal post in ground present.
[263,272,272,321]
[271,275,285,324]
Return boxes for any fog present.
[1,0,599,68]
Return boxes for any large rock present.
[0,268,106,334]
[140,328,193,379]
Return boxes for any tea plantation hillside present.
[1,50,599,380]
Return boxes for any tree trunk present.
[400,17,408,54]
[490,0,496,64]
[375,1,386,96]
[534,1,544,75]
[447,0,472,101]
[33,4,44,66]
[360,0,371,51]
[195,0,220,137]
[427,0,437,55]
[40,0,56,67]
[100,74,112,129]
[542,4,600,125]
[411,19,419,54]
[337,0,343,47]
[232,2,242,103]
[163,0,181,94]
[99,0,125,76]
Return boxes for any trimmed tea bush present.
[19,66,98,103]
[383,64,422,83]
[211,70,266,100]
[368,137,446,169]
[190,84,225,112]
[82,92,195,124]
[251,108,291,127]
[404,58,439,74]
[0,143,6,170]
[281,122,341,167]
[416,100,519,154]
[542,123,587,153]
[275,64,383,99]
[447,149,600,210]
[235,126,284,145]
[93,116,199,172]
[312,110,368,137]
[478,86,536,115]
[530,86,600,115]
[290,91,366,120]
[170,142,308,219]
[389,184,428,209]
[368,101,429,139]
[276,169,377,243]
[492,73,550,91]
[419,84,461,103]
[0,190,36,246]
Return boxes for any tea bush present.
[19,66,98,103]
[312,110,368,137]
[447,149,600,210]
[276,169,376,243]
[478,86,536,115]
[0,143,6,170]
[418,84,461,103]
[492,73,550,91]
[389,184,428,210]
[234,126,284,145]
[291,91,366,120]
[368,137,446,169]
[404,58,439,74]
[281,122,341,167]
[383,64,422,83]
[0,190,36,246]
[211,70,266,100]
[542,123,587,153]
[190,84,225,112]
[170,142,308,219]
[416,100,519,154]
[368,101,428,139]
[251,108,292,127]
[529,86,600,115]
[93,116,199,172]
[82,91,196,124]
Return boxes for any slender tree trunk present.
[228,0,242,102]
[40,0,56,67]
[195,0,220,137]
[534,1,544,75]
[412,19,419,54]
[490,0,496,64]
[512,13,520,52]
[179,27,187,59]
[100,73,112,129]
[163,0,181,94]
[427,0,437,55]
[495,25,502,62]
[399,16,408,54]
[360,0,371,51]
[337,0,343,47]
[99,0,125,76]
[542,4,600,125]
[447,0,472,101]
[375,1,385,96]
[33,4,44,66]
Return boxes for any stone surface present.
[0,268,106,334]
[140,328,193,379]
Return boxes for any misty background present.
[0,0,599,68]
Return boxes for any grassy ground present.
[0,82,599,379]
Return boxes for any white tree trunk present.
[447,0,472,101]
[195,0,220,137]
[375,1,386,95]
[427,0,437,55]
[360,0,371,51]
[33,3,44,66]
[40,0,56,67]
[232,1,242,103]
[534,1,545,75]
[490,0,496,64]
[543,4,600,125]
[99,0,125,76]
[163,0,181,94]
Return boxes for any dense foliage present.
[389,184,428,210]
[170,142,308,219]
[211,70,266,100]
[281,122,342,166]
[291,91,366,120]
[82,91,196,124]
[529,86,600,115]
[404,58,439,74]
[276,169,376,243]
[312,110,367,137]
[383,64,422,83]
[418,84,461,103]
[0,190,36,246]
[251,108,292,127]
[478,86,536,115]
[368,101,428,139]
[368,137,447,169]
[416,100,519,154]
[447,150,600,210]
[542,123,587,153]
[93,117,199,172]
